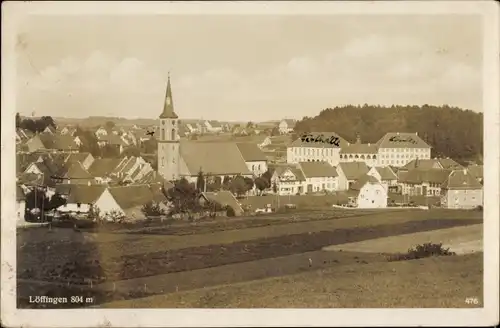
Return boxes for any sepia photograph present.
[1,1,499,327]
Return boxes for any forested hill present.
[294,105,483,163]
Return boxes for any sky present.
[15,14,483,121]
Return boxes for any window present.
[161,129,165,140]
[171,129,176,140]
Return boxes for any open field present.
[18,218,479,283]
[17,209,483,308]
[324,224,483,255]
[103,253,483,308]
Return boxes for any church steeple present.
[160,72,178,119]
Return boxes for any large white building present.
[286,132,348,167]
[289,132,432,168]
[376,132,431,167]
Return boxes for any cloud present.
[17,34,482,120]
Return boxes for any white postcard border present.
[1,1,498,327]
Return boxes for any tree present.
[40,116,56,129]
[222,175,232,190]
[261,170,273,185]
[164,178,201,219]
[196,170,205,192]
[24,188,67,222]
[246,121,254,129]
[270,126,279,136]
[105,121,116,130]
[244,177,254,192]
[273,182,278,194]
[207,176,222,192]
[254,177,269,195]
[229,175,248,198]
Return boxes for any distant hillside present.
[294,104,483,163]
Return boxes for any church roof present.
[159,74,178,119]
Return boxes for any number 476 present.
[465,297,479,305]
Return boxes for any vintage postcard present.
[1,1,499,327]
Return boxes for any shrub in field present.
[102,210,126,223]
[141,201,166,217]
[388,242,456,261]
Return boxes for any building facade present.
[376,132,431,167]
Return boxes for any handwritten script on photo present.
[389,136,417,144]
[300,133,341,147]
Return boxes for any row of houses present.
[270,158,483,209]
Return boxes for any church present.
[157,75,255,183]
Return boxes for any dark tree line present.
[293,104,483,163]
[16,113,57,133]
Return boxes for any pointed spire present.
[160,72,178,119]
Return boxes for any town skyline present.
[16,14,482,121]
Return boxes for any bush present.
[474,205,483,211]
[141,201,166,217]
[388,242,456,262]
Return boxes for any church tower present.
[157,73,180,181]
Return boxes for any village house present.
[440,169,483,209]
[376,132,432,167]
[299,161,338,194]
[87,158,124,184]
[94,126,108,138]
[270,164,306,195]
[347,175,388,209]
[96,134,128,154]
[22,135,47,153]
[286,132,348,167]
[16,128,34,144]
[397,168,452,197]
[73,135,83,147]
[43,126,56,135]
[38,133,79,153]
[59,126,77,136]
[278,119,296,134]
[466,164,483,185]
[204,120,223,133]
[336,162,370,191]
[65,152,95,170]
[366,166,398,192]
[339,135,378,167]
[236,142,268,177]
[56,184,168,221]
[402,157,463,170]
